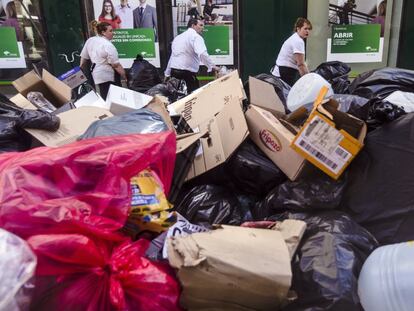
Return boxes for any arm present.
[193,36,218,72]
[112,62,127,80]
[293,53,309,76]
[164,56,172,77]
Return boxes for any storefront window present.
[0,0,49,80]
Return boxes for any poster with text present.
[0,27,26,68]
[93,0,160,68]
[172,0,234,65]
[327,0,390,63]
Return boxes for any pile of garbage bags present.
[2,62,414,311]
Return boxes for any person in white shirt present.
[164,18,219,92]
[116,0,134,29]
[80,21,127,99]
[271,17,312,86]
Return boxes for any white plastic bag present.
[0,229,37,311]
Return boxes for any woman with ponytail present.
[80,21,126,99]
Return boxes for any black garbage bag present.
[127,54,162,93]
[367,98,406,126]
[256,169,348,218]
[174,184,245,226]
[270,211,378,311]
[349,67,414,100]
[248,73,291,109]
[78,109,168,140]
[313,61,351,94]
[332,94,370,120]
[146,78,187,103]
[224,138,287,197]
[341,113,414,245]
[0,93,60,153]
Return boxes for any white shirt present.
[116,4,134,29]
[271,32,305,77]
[164,28,215,76]
[80,36,120,84]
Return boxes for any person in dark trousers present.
[164,18,219,93]
[203,0,222,21]
[338,0,356,25]
[271,17,312,87]
[80,21,127,100]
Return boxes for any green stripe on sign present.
[197,76,215,81]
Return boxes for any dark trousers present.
[96,72,121,100]
[171,68,199,93]
[279,66,300,87]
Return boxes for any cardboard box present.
[291,91,367,179]
[106,84,153,115]
[168,70,246,128]
[167,225,292,311]
[12,69,72,111]
[185,96,249,179]
[246,104,307,181]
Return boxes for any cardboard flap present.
[176,131,207,153]
[107,85,153,115]
[147,96,175,132]
[167,235,206,268]
[9,93,37,110]
[42,69,72,104]
[25,107,113,147]
[12,70,41,93]
[216,97,249,158]
[168,70,244,128]
[249,76,285,115]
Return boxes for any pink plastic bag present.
[28,236,181,311]
[0,132,176,239]
[0,132,181,310]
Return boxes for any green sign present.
[0,27,20,59]
[178,25,230,56]
[112,29,155,58]
[331,24,380,53]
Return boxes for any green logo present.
[331,24,380,54]
[0,27,20,59]
[112,28,156,58]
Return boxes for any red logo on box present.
[259,129,282,152]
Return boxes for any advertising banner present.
[326,0,390,63]
[92,0,160,68]
[172,0,234,65]
[0,27,26,68]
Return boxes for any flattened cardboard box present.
[25,107,113,147]
[168,70,245,128]
[291,97,366,179]
[185,96,249,180]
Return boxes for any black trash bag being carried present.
[313,61,351,94]
[332,94,370,120]
[127,54,162,93]
[78,109,168,140]
[224,138,287,197]
[0,93,60,153]
[349,67,414,100]
[146,78,188,103]
[174,184,245,226]
[256,169,348,218]
[269,211,378,311]
[341,113,414,245]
